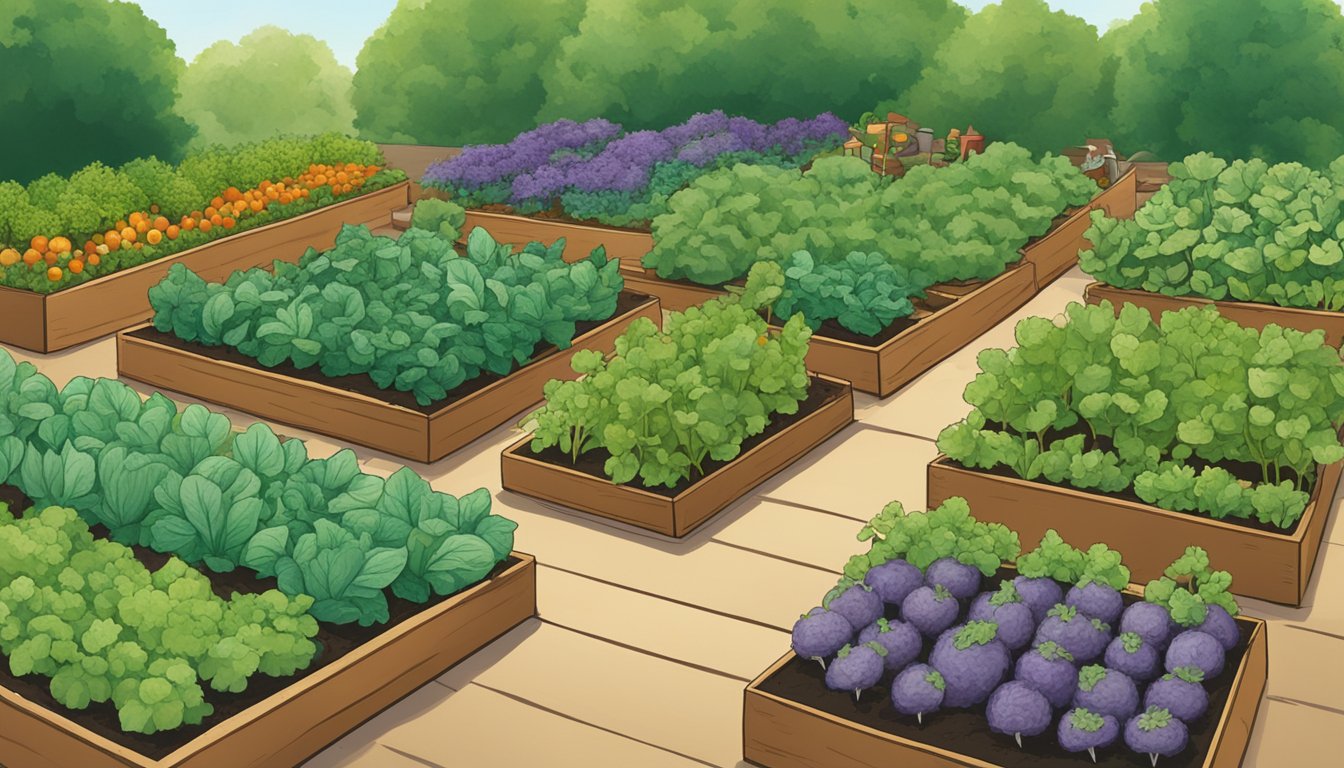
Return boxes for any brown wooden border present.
[0,553,536,768]
[116,292,661,464]
[501,375,855,537]
[0,182,411,354]
[1085,282,1344,348]
[926,450,1344,606]
[789,263,1037,397]
[743,608,1267,768]
[460,210,652,271]
[1019,168,1138,289]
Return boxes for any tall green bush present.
[0,0,194,184]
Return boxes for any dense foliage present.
[899,0,1112,158]
[526,263,812,487]
[0,349,516,627]
[353,0,585,145]
[1106,0,1344,167]
[937,302,1344,528]
[0,134,403,292]
[791,500,1241,764]
[149,219,624,406]
[536,0,967,132]
[0,0,194,185]
[1081,153,1344,311]
[178,27,356,147]
[422,111,846,227]
[0,504,319,734]
[644,144,1095,288]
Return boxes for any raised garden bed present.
[460,210,653,271]
[926,449,1344,606]
[117,290,660,464]
[791,263,1037,397]
[501,374,854,537]
[0,181,411,354]
[1022,168,1137,289]
[1085,282,1344,348]
[0,535,536,768]
[743,576,1267,768]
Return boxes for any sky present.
[134,0,1337,70]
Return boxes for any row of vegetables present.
[0,134,405,292]
[789,498,1241,765]
[0,113,1338,766]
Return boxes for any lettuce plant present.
[644,143,1095,289]
[1082,152,1344,311]
[0,504,319,734]
[938,301,1344,527]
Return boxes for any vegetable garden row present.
[0,112,1339,768]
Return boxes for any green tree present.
[0,0,194,184]
[898,0,1111,155]
[352,0,585,145]
[177,26,356,147]
[1105,0,1344,165]
[537,0,966,130]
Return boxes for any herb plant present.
[937,301,1344,527]
[525,262,812,488]
[0,503,319,734]
[1081,153,1344,311]
[149,216,624,405]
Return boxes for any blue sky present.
[132,1,1325,70]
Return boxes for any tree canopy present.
[352,0,585,145]
[536,0,967,131]
[1105,0,1344,165]
[177,26,356,148]
[898,0,1112,155]
[0,0,194,184]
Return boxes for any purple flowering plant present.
[423,110,847,224]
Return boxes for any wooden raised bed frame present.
[743,608,1267,768]
[116,292,661,464]
[461,210,652,271]
[927,448,1344,606]
[501,375,855,537]
[1085,282,1344,348]
[0,553,537,768]
[0,182,412,354]
[797,263,1037,397]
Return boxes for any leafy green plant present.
[526,264,812,487]
[937,301,1344,528]
[0,504,319,734]
[1081,152,1344,311]
[1144,546,1239,626]
[149,224,623,406]
[767,251,929,336]
[644,144,1095,292]
[1015,530,1130,589]
[0,347,517,627]
[842,497,1020,580]
[410,197,466,240]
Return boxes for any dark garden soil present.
[523,375,847,497]
[943,420,1311,536]
[0,483,517,759]
[127,290,652,414]
[757,569,1253,768]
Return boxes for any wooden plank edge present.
[0,554,535,768]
